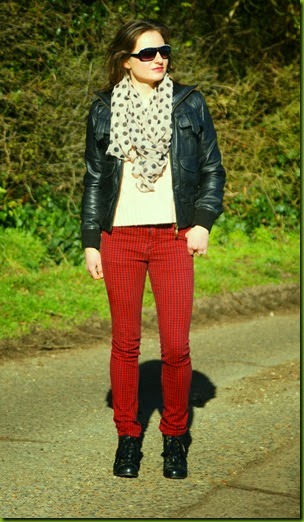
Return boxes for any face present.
[123,30,168,90]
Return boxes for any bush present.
[212,63,300,233]
[0,0,300,264]
[0,227,48,272]
[0,193,82,265]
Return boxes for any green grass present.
[193,227,299,297]
[0,227,299,340]
[0,266,110,339]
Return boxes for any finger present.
[91,271,103,280]
[87,265,103,279]
[96,262,104,278]
[95,268,104,279]
[94,266,103,279]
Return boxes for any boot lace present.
[116,436,139,464]
[163,436,186,465]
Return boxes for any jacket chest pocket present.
[176,110,203,157]
[178,110,203,134]
[175,110,202,199]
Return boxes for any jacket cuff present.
[193,208,218,233]
[81,228,102,249]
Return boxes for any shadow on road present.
[106,360,216,451]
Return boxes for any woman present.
[81,19,225,479]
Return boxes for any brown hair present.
[104,19,172,90]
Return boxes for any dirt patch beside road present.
[0,282,299,363]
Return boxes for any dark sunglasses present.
[130,45,171,62]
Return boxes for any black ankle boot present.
[162,435,188,479]
[113,435,141,478]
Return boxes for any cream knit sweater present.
[113,155,176,226]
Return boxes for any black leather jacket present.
[81,83,226,249]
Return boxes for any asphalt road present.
[0,312,300,519]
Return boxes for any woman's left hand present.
[185,225,209,256]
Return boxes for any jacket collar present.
[95,82,197,111]
[172,83,197,110]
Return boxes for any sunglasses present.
[130,45,171,62]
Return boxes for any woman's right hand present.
[85,248,103,280]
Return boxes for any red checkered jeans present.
[101,225,194,437]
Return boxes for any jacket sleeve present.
[81,100,104,249]
[192,92,226,232]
